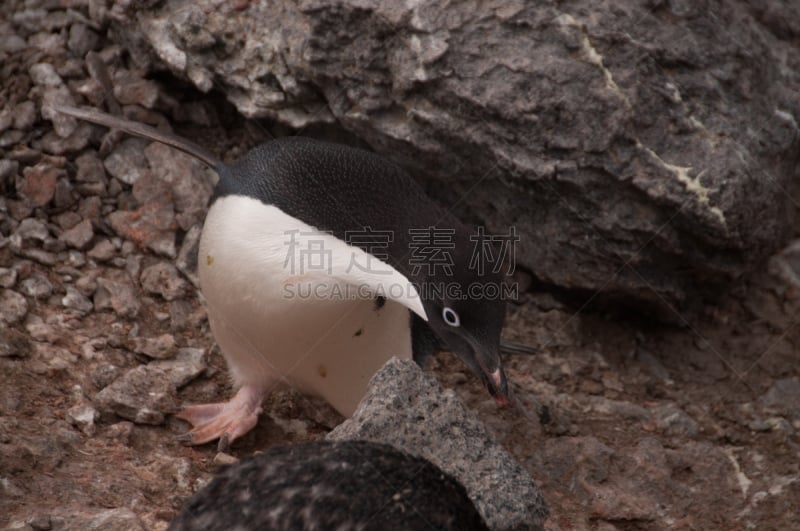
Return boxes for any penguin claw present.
[175,385,265,447]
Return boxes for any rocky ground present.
[1,2,799,530]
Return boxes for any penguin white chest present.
[197,195,422,416]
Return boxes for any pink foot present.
[176,385,266,451]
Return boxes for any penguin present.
[54,105,513,449]
[168,440,489,531]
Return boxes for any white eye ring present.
[442,307,460,327]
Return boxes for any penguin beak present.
[461,332,509,405]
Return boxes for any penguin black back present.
[168,440,489,531]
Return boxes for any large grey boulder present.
[327,358,549,531]
[100,1,799,308]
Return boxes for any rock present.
[0,326,32,357]
[649,403,700,438]
[58,218,94,250]
[19,274,54,299]
[66,403,99,436]
[0,130,24,148]
[113,0,800,310]
[12,101,37,131]
[53,177,77,208]
[140,261,188,301]
[103,138,149,185]
[151,347,207,387]
[144,142,214,229]
[67,23,99,57]
[77,508,146,531]
[94,276,141,318]
[107,202,177,258]
[95,365,177,425]
[62,286,93,313]
[41,85,78,138]
[75,152,108,196]
[131,333,176,359]
[14,218,50,244]
[17,163,60,207]
[176,224,201,288]
[328,358,548,530]
[28,62,62,87]
[87,239,116,262]
[113,74,161,108]
[0,268,18,288]
[760,378,800,420]
[0,289,29,324]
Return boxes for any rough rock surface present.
[328,358,548,531]
[106,0,800,308]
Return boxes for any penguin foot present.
[175,384,266,450]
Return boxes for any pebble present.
[94,277,141,318]
[19,274,54,299]
[12,101,37,131]
[760,378,800,420]
[140,261,188,301]
[67,23,99,57]
[14,218,49,244]
[107,203,177,258]
[62,286,93,313]
[41,85,78,138]
[18,163,60,207]
[28,62,63,87]
[58,218,94,250]
[66,403,100,436]
[95,365,177,425]
[87,239,116,262]
[131,334,176,359]
[0,290,29,324]
[0,268,18,288]
[103,138,150,185]
[151,347,207,388]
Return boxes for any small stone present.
[87,239,116,262]
[26,514,51,530]
[58,218,94,250]
[176,224,201,287]
[0,159,19,188]
[0,290,29,324]
[75,275,97,297]
[113,76,161,109]
[131,333,176,359]
[760,378,800,420]
[95,365,177,425]
[151,347,207,387]
[53,178,77,208]
[41,86,78,138]
[650,403,699,438]
[0,326,32,357]
[141,262,188,301]
[18,163,60,207]
[0,130,25,149]
[213,452,239,466]
[107,203,177,258]
[66,403,99,436]
[14,219,49,243]
[0,34,26,54]
[39,124,93,155]
[62,286,93,313]
[25,316,59,342]
[28,62,63,87]
[68,23,99,57]
[12,101,37,131]
[105,421,134,446]
[54,211,82,230]
[91,363,121,389]
[19,274,53,299]
[0,268,17,288]
[79,508,146,531]
[94,277,141,318]
[103,138,149,185]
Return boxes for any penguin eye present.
[442,307,460,327]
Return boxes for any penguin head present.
[423,294,509,403]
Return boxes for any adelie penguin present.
[55,104,520,448]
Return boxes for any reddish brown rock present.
[17,163,61,207]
